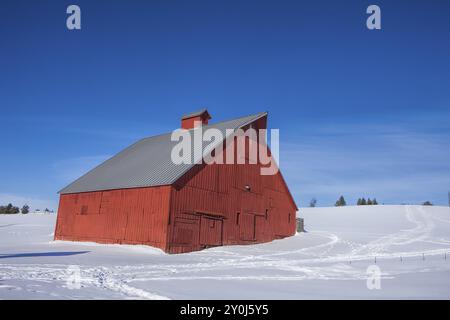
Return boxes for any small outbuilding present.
[55,110,297,253]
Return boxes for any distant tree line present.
[357,198,378,205]
[333,196,379,206]
[0,203,30,214]
[310,196,437,207]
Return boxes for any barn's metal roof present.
[59,112,267,194]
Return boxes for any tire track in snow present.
[349,205,434,257]
[0,264,169,300]
[110,205,450,282]
[253,231,340,259]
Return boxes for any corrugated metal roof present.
[59,112,267,194]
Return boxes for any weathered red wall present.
[167,161,297,253]
[167,117,297,253]
[54,186,171,251]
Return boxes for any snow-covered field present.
[1,205,450,299]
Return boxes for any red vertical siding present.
[55,186,171,251]
[199,216,223,246]
[168,134,297,253]
[167,115,296,253]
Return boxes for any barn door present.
[239,213,255,241]
[172,213,200,246]
[199,216,223,246]
[254,215,265,241]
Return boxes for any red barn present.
[55,110,297,253]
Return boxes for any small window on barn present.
[236,212,240,225]
[80,205,88,215]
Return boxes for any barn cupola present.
[181,109,211,129]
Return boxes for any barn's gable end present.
[167,116,297,253]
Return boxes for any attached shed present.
[55,110,297,253]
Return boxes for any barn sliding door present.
[171,213,200,246]
[239,213,255,241]
[199,216,223,246]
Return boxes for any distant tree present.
[6,203,13,213]
[335,196,347,207]
[360,198,367,205]
[309,198,317,208]
[422,201,433,206]
[44,208,50,213]
[357,198,362,205]
[372,198,378,205]
[21,205,30,214]
[367,198,373,205]
[0,203,20,214]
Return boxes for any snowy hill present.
[1,205,450,299]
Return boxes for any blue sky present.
[1,0,449,209]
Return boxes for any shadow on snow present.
[0,251,90,259]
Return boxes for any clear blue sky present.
[1,0,449,209]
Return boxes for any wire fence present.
[347,252,450,265]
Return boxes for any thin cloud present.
[281,118,450,207]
